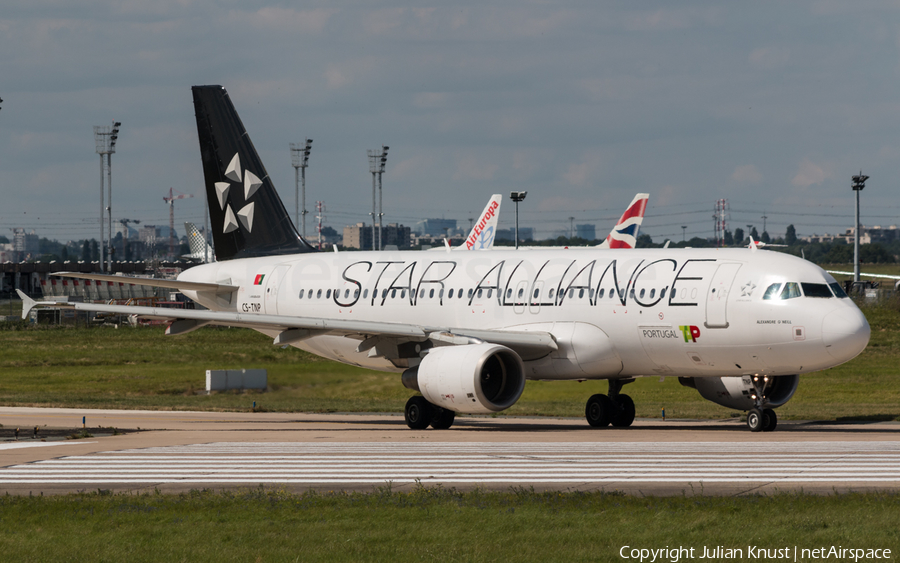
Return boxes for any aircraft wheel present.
[747,408,765,432]
[430,407,456,430]
[611,394,636,428]
[585,394,613,427]
[405,396,434,430]
[762,408,777,432]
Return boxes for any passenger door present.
[705,263,742,329]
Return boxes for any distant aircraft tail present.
[598,193,649,249]
[183,222,214,262]
[192,85,315,260]
[457,194,502,250]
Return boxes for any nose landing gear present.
[747,407,777,432]
[746,375,778,432]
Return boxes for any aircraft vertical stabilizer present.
[598,193,649,249]
[183,222,215,262]
[458,194,502,250]
[192,85,315,260]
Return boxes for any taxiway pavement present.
[1,407,898,496]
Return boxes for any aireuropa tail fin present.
[598,193,649,249]
[457,194,502,250]
[192,85,315,260]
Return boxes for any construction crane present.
[163,188,193,257]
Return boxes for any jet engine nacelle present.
[679,374,800,411]
[402,343,526,414]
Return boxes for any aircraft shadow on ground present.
[280,416,900,433]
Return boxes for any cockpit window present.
[801,283,832,298]
[829,282,848,298]
[780,282,801,299]
[762,283,782,300]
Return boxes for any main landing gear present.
[404,396,456,430]
[585,379,636,428]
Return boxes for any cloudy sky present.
[2,1,900,244]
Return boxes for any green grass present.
[1,299,899,421]
[0,488,897,562]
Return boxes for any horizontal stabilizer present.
[55,272,238,294]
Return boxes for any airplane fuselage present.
[180,247,869,381]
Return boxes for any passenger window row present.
[296,285,671,303]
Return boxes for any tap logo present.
[679,325,701,342]
[253,274,265,285]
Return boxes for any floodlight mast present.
[367,146,389,250]
[93,120,121,273]
[290,139,313,237]
[367,151,377,250]
[852,172,869,283]
[378,146,388,251]
[93,127,106,272]
[510,191,527,249]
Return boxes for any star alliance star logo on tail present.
[215,153,263,235]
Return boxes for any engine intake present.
[679,374,799,411]
[402,343,526,414]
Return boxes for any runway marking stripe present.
[113,441,900,453]
[2,478,900,484]
[18,464,900,471]
[54,454,900,461]
[5,441,900,486]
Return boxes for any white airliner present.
[21,85,871,433]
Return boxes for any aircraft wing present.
[16,291,557,360]
[55,272,238,295]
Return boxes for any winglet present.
[16,290,35,320]
[748,236,758,252]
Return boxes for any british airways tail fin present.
[192,85,315,260]
[457,194,502,250]
[597,193,649,249]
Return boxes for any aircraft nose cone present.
[822,307,870,363]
